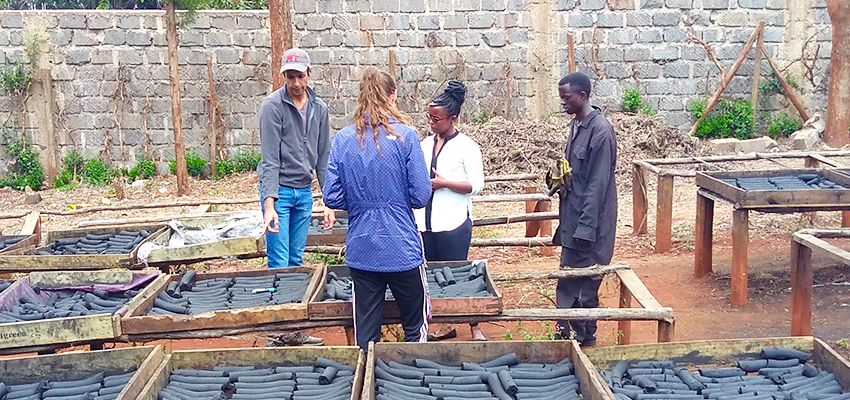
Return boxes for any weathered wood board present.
[0,224,166,271]
[29,269,136,289]
[145,214,266,265]
[696,169,850,209]
[137,347,365,400]
[0,234,38,255]
[0,272,163,350]
[122,267,321,335]
[0,345,165,399]
[308,261,503,320]
[363,340,615,400]
[583,336,850,391]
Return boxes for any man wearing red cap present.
[258,48,333,346]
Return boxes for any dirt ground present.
[2,164,849,355]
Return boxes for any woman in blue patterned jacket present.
[322,66,432,350]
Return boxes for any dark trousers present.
[421,218,473,261]
[556,247,602,343]
[422,219,478,328]
[350,264,429,351]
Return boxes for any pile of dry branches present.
[459,112,714,191]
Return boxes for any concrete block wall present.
[0,0,834,176]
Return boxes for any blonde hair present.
[354,67,411,150]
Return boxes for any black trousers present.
[422,219,478,328]
[421,218,473,261]
[556,247,603,343]
[350,264,429,351]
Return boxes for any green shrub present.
[62,150,85,177]
[169,152,207,178]
[233,150,261,173]
[690,99,755,140]
[621,87,656,116]
[213,157,235,179]
[760,72,801,97]
[767,113,803,138]
[83,158,110,186]
[128,158,157,181]
[0,139,45,191]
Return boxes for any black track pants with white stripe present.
[350,264,429,350]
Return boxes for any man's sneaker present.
[279,331,324,346]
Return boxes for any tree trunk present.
[166,1,190,196]
[269,0,293,91]
[825,0,850,147]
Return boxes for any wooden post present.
[632,164,648,235]
[269,0,293,90]
[731,209,749,307]
[657,320,675,343]
[207,58,219,175]
[567,33,576,73]
[688,23,764,136]
[804,158,819,222]
[389,50,398,80]
[538,200,554,256]
[344,326,356,346]
[760,43,811,123]
[824,0,850,147]
[694,192,714,278]
[618,281,632,345]
[843,211,850,228]
[525,187,541,237]
[790,240,813,336]
[655,174,674,253]
[165,1,190,196]
[751,29,764,120]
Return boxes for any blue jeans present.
[261,185,313,268]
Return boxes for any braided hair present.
[430,80,467,118]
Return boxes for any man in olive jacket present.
[552,72,617,347]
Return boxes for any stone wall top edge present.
[0,9,270,16]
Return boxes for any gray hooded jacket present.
[257,85,330,200]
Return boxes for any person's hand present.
[431,168,449,191]
[263,204,279,233]
[322,208,336,230]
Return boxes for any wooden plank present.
[616,269,664,310]
[731,209,749,307]
[790,240,813,336]
[119,345,167,400]
[472,237,554,246]
[641,151,850,166]
[694,191,715,278]
[751,28,763,119]
[843,211,850,228]
[472,193,551,203]
[698,169,850,209]
[584,337,814,369]
[193,204,211,213]
[474,211,559,226]
[792,232,850,265]
[760,42,810,122]
[21,211,40,236]
[121,267,319,335]
[0,345,160,389]
[813,338,850,392]
[138,347,364,400]
[633,163,649,235]
[0,234,38,255]
[146,235,264,264]
[0,313,118,350]
[29,270,135,289]
[618,280,633,345]
[656,174,674,253]
[364,341,614,400]
[492,263,628,281]
[485,173,539,182]
[657,320,675,342]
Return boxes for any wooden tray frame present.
[0,345,165,399]
[122,267,322,335]
[0,234,39,255]
[308,261,503,320]
[695,168,850,209]
[362,340,615,400]
[137,347,364,400]
[306,210,348,246]
[145,213,267,265]
[583,336,850,392]
[0,224,167,271]
[0,271,164,350]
